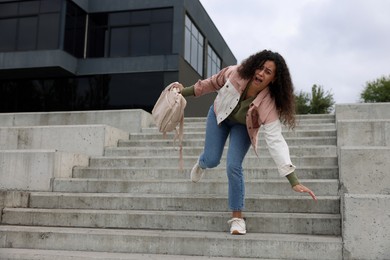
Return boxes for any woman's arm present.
[263,120,295,176]
[173,65,235,98]
[263,120,317,201]
[192,66,231,97]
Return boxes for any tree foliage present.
[295,91,311,114]
[295,85,335,114]
[360,75,390,103]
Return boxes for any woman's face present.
[251,60,276,89]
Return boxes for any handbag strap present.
[172,109,185,171]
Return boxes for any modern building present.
[0,0,236,116]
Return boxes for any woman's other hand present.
[292,184,317,201]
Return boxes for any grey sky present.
[199,0,390,104]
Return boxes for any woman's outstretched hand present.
[292,184,317,201]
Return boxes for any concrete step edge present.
[72,166,339,180]
[107,144,338,149]
[0,225,342,242]
[0,226,342,259]
[90,155,338,160]
[0,248,258,260]
[120,136,337,142]
[129,130,337,137]
[29,192,339,200]
[3,208,341,220]
[28,193,338,213]
[54,178,339,183]
[2,209,341,235]
[73,165,339,170]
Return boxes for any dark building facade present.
[0,0,236,116]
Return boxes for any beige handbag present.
[152,82,187,169]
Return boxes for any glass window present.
[40,0,61,13]
[64,1,86,58]
[184,15,204,76]
[197,44,203,74]
[87,13,108,57]
[0,72,166,113]
[190,35,197,67]
[131,10,151,24]
[108,72,163,110]
[150,23,171,55]
[0,18,17,51]
[19,1,40,15]
[37,13,60,49]
[91,8,172,58]
[88,8,172,58]
[184,28,191,62]
[0,0,63,52]
[130,26,150,56]
[185,15,191,28]
[110,12,131,26]
[110,27,130,57]
[90,13,108,27]
[110,25,151,57]
[88,27,107,57]
[207,44,221,78]
[78,75,111,110]
[0,3,18,18]
[17,17,38,51]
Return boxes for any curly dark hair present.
[237,50,296,128]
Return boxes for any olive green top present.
[227,82,255,124]
[180,85,195,97]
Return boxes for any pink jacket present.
[193,65,295,177]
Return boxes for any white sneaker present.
[227,218,246,235]
[190,161,205,183]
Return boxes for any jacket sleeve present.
[262,119,296,177]
[193,66,232,97]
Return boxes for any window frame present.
[88,8,173,58]
[206,44,221,78]
[0,0,62,52]
[184,14,204,76]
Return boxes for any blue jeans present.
[198,105,251,211]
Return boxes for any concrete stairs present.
[0,114,342,259]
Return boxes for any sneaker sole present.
[191,177,201,183]
[231,230,246,235]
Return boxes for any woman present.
[175,50,317,235]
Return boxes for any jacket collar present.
[227,65,250,93]
[252,87,271,107]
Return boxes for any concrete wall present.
[342,194,390,260]
[0,150,89,191]
[340,147,390,195]
[336,103,390,260]
[0,110,153,192]
[337,120,390,147]
[0,109,153,133]
[335,103,390,121]
[0,125,128,157]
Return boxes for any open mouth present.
[254,75,263,83]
